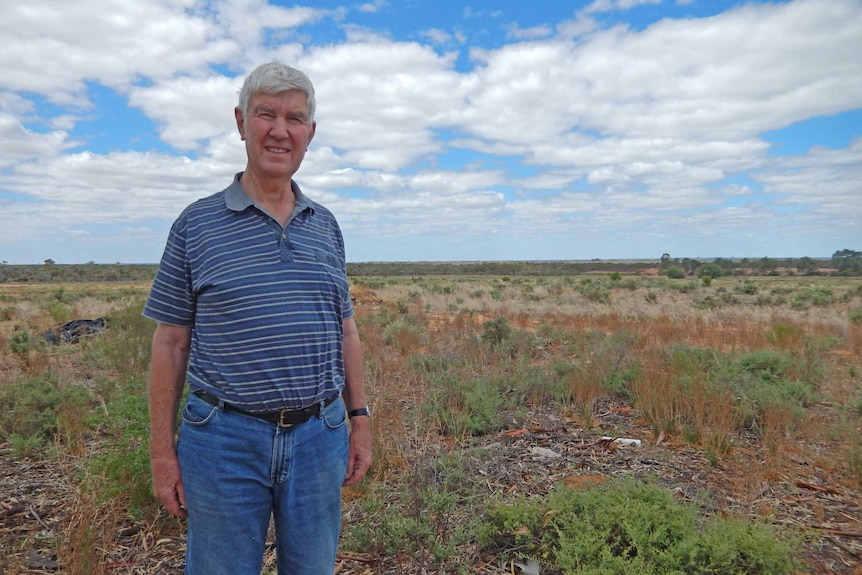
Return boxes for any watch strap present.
[348,406,371,418]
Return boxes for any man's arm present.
[148,322,192,517]
[341,316,372,486]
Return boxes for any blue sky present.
[1,0,860,264]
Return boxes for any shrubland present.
[0,270,860,574]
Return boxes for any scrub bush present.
[665,266,686,279]
[423,373,504,438]
[481,316,511,346]
[481,478,800,575]
[0,375,92,457]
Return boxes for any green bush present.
[516,363,570,407]
[730,351,814,433]
[693,295,723,309]
[658,347,815,438]
[48,301,73,323]
[481,316,512,346]
[672,281,700,294]
[82,297,153,377]
[8,330,32,357]
[482,478,800,575]
[342,454,483,572]
[423,374,504,438]
[0,376,92,457]
[602,365,641,398]
[791,287,835,309]
[738,351,793,383]
[735,280,758,295]
[668,346,722,372]
[88,382,153,514]
[697,263,724,279]
[665,266,686,279]
[577,279,611,303]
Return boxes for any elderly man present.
[144,62,372,575]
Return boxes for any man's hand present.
[343,417,372,486]
[341,316,371,486]
[148,322,191,518]
[151,453,188,518]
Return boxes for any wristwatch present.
[348,406,371,419]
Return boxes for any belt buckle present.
[278,410,296,428]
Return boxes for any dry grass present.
[357,274,862,493]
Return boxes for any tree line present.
[659,249,861,279]
[0,249,858,283]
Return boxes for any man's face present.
[235,90,316,182]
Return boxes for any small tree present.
[682,258,701,276]
[796,257,818,276]
[697,263,724,279]
[758,257,778,274]
[832,249,862,274]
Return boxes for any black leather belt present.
[194,391,338,428]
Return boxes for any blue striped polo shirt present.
[143,173,354,413]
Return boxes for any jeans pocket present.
[321,397,347,430]
[181,394,219,426]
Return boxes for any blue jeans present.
[177,392,349,575]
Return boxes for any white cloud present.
[0,0,859,262]
[756,139,862,221]
[585,0,662,14]
[2,151,234,224]
[0,1,236,105]
[127,75,243,151]
[301,40,466,170]
[0,115,74,168]
[466,0,862,145]
[421,28,455,45]
[504,23,554,40]
[357,0,387,14]
[556,13,601,38]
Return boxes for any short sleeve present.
[143,215,196,326]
